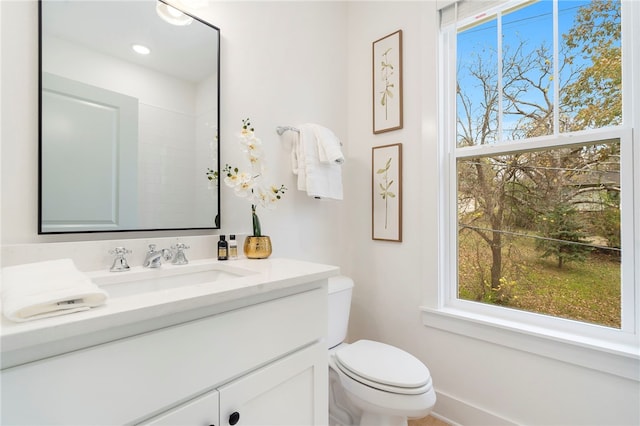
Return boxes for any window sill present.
[420,306,639,381]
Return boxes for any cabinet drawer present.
[141,390,219,426]
[0,286,327,425]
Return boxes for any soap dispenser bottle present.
[229,235,238,260]
[218,235,228,260]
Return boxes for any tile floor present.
[409,415,450,426]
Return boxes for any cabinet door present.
[141,390,219,426]
[219,342,328,426]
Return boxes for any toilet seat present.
[334,340,432,395]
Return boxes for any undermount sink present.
[91,263,256,298]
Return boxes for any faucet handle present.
[172,242,190,251]
[109,246,132,256]
[171,243,190,265]
[109,247,131,272]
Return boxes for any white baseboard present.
[432,390,517,426]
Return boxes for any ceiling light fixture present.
[132,44,151,55]
[156,1,193,26]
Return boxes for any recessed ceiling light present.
[132,44,151,55]
[156,2,193,26]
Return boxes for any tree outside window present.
[454,0,623,328]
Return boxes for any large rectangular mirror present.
[39,0,220,234]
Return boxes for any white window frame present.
[422,0,640,381]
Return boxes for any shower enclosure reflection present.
[39,0,220,233]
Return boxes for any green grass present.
[458,230,621,328]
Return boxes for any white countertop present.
[1,257,339,368]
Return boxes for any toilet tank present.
[327,276,354,349]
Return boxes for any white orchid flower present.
[224,173,241,188]
[219,119,287,236]
[232,172,255,198]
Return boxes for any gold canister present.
[243,236,272,259]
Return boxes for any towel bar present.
[276,125,343,146]
[276,126,299,135]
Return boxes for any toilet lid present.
[335,340,431,392]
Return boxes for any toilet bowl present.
[327,276,436,426]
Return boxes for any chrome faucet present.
[143,244,172,268]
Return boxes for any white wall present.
[1,1,638,425]
[197,1,348,265]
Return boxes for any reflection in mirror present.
[39,0,220,234]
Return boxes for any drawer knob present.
[229,411,240,425]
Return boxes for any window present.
[427,0,638,378]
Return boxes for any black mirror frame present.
[37,0,221,235]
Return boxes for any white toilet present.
[327,276,436,426]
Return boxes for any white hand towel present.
[312,124,344,165]
[1,259,108,322]
[299,123,343,200]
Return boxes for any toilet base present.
[329,364,433,426]
[329,365,361,425]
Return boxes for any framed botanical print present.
[372,30,403,134]
[372,143,402,241]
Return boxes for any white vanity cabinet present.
[144,342,325,426]
[1,283,328,426]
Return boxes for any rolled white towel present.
[1,259,108,322]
